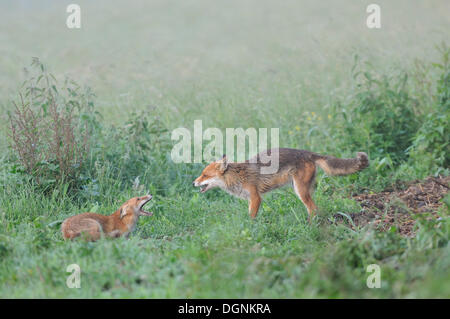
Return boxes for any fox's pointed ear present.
[219,154,228,173]
[120,205,128,219]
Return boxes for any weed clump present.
[6,59,171,195]
[331,46,449,177]
[333,59,421,166]
[409,44,450,174]
[7,58,99,189]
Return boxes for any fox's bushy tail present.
[315,152,369,176]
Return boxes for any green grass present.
[0,0,449,298]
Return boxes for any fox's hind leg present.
[76,219,103,241]
[292,162,318,220]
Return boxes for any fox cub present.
[193,148,369,219]
[61,195,153,241]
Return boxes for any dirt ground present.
[335,176,449,236]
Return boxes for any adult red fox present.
[61,195,153,241]
[193,148,369,219]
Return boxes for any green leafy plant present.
[409,44,450,173]
[7,58,100,189]
[94,111,170,182]
[333,59,421,165]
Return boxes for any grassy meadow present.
[0,0,449,298]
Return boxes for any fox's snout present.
[193,176,204,187]
[193,180,204,187]
[192,176,207,187]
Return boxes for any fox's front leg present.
[248,188,262,219]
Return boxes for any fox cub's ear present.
[120,205,128,219]
[218,154,228,173]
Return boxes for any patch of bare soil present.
[335,176,449,236]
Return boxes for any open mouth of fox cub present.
[139,195,153,216]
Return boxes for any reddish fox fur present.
[193,148,369,219]
[61,195,153,241]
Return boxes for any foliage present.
[330,49,449,180]
[332,56,421,166]
[94,111,170,183]
[6,59,172,196]
[7,58,99,189]
[409,44,450,174]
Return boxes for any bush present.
[71,109,173,200]
[5,59,173,198]
[409,44,450,173]
[7,58,100,189]
[332,59,421,166]
[98,111,170,180]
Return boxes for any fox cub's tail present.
[315,152,369,176]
